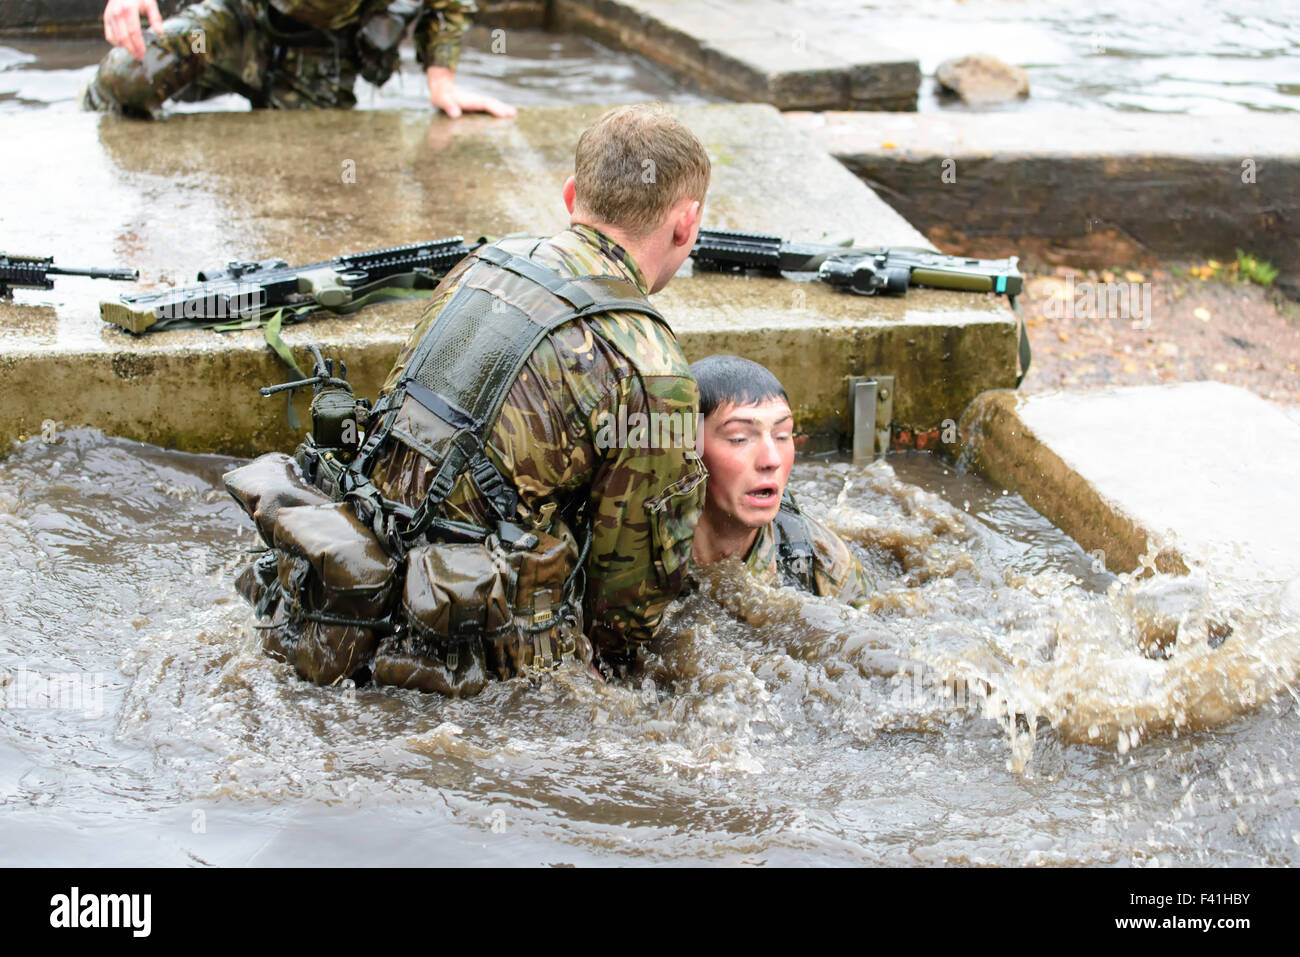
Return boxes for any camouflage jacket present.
[370,225,707,662]
[744,506,874,608]
[271,0,475,69]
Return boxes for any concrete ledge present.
[0,104,1015,457]
[786,111,1300,295]
[553,0,918,111]
[959,382,1300,581]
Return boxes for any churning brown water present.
[2,430,1297,865]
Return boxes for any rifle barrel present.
[46,265,139,282]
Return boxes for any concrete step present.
[555,0,919,110]
[0,104,1016,457]
[959,381,1300,583]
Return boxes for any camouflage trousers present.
[83,0,362,118]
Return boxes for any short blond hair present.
[573,104,711,236]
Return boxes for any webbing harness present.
[350,239,671,562]
[772,491,817,593]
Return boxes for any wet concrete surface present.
[781,0,1300,115]
[0,103,1017,455]
[554,0,919,111]
[959,382,1300,583]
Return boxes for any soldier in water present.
[226,103,709,694]
[85,0,516,118]
[689,354,875,606]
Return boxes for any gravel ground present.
[1016,263,1300,407]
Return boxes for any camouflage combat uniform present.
[368,224,707,672]
[741,505,875,608]
[83,0,475,116]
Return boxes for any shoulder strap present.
[376,242,668,549]
[772,490,817,593]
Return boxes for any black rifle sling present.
[390,241,669,548]
[772,491,817,593]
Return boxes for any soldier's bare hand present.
[103,0,165,61]
[426,66,516,119]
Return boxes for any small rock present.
[936,54,1030,105]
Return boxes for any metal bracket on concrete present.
[848,374,894,461]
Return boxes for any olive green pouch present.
[485,527,586,678]
[372,542,512,697]
[224,452,332,548]
[272,502,399,685]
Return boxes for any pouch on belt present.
[224,452,332,547]
[372,541,511,697]
[485,526,587,678]
[373,526,587,696]
[273,501,399,685]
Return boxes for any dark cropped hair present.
[690,354,789,418]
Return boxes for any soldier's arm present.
[806,514,876,608]
[583,373,705,668]
[415,0,516,117]
[102,0,164,61]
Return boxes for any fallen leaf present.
[1213,362,1230,373]
[1124,270,1146,283]
[1057,330,1070,342]
[1122,360,1140,373]
[881,141,897,149]
[1194,307,1211,322]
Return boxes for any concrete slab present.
[554,0,919,111]
[0,104,1018,456]
[959,382,1300,582]
[786,110,1300,295]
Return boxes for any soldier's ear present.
[562,176,577,215]
[672,199,701,247]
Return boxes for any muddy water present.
[788,0,1300,114]
[1,431,1297,865]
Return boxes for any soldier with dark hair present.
[690,354,874,607]
[84,0,515,118]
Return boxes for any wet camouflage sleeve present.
[413,0,477,70]
[803,513,875,608]
[582,371,706,660]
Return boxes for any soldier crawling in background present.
[84,0,515,118]
[224,104,709,695]
[689,354,875,607]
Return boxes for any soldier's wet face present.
[698,397,796,531]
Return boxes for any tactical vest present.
[772,492,817,593]
[225,239,672,696]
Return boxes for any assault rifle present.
[0,253,138,298]
[690,229,1022,298]
[100,236,483,334]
